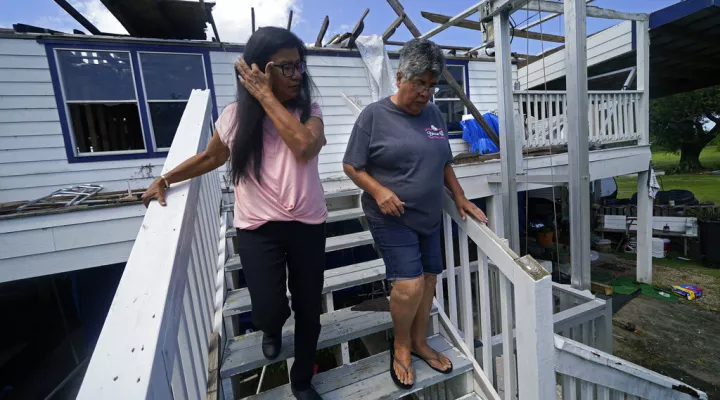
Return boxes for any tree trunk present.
[677,142,705,172]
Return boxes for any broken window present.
[139,53,207,149]
[56,50,146,154]
[433,64,467,134]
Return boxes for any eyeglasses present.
[411,81,440,95]
[273,61,307,78]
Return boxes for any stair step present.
[455,394,484,400]
[327,207,364,223]
[223,259,385,317]
[225,254,242,272]
[324,188,361,200]
[226,227,373,247]
[248,335,473,400]
[221,300,437,379]
[326,231,374,252]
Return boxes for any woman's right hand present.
[141,178,168,207]
[373,186,405,217]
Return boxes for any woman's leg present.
[285,221,326,390]
[236,223,290,340]
[366,217,426,386]
[410,228,452,371]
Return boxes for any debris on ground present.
[672,285,704,301]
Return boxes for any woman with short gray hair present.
[343,39,487,389]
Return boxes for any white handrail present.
[78,90,222,399]
[440,192,556,400]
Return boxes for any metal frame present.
[137,51,210,152]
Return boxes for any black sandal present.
[411,349,453,374]
[389,340,414,389]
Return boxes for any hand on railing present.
[142,177,168,207]
[453,194,488,223]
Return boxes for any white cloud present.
[211,0,300,43]
[70,0,127,34]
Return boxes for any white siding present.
[518,21,633,89]
[0,204,144,283]
[0,37,165,203]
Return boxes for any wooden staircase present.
[219,190,482,400]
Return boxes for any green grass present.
[617,251,720,279]
[614,145,720,205]
[649,146,720,172]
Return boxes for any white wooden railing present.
[438,193,556,400]
[78,90,225,399]
[515,90,644,149]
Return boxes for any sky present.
[1,0,680,54]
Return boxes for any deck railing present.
[438,193,556,400]
[77,90,225,399]
[514,90,644,149]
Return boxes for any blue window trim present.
[437,59,470,139]
[41,39,218,163]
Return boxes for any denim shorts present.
[366,216,443,281]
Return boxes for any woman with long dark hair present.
[142,27,326,400]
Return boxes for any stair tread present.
[327,207,364,223]
[248,335,473,400]
[456,394,484,400]
[225,254,242,272]
[223,259,385,317]
[221,300,437,379]
[326,231,374,252]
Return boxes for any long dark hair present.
[230,27,316,184]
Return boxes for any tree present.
[650,86,720,172]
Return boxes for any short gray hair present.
[398,39,446,82]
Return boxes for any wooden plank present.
[221,301,438,378]
[498,275,516,399]
[252,335,471,400]
[443,214,458,325]
[0,108,59,123]
[0,95,57,109]
[421,11,565,43]
[0,82,54,96]
[326,230,374,252]
[0,54,49,69]
[0,228,55,259]
[591,281,613,296]
[476,251,494,383]
[223,259,385,316]
[207,332,220,400]
[327,207,364,223]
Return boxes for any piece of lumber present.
[315,16,330,47]
[206,332,220,400]
[385,40,472,52]
[346,8,370,48]
[53,0,102,35]
[251,7,256,33]
[382,15,405,42]
[422,11,565,43]
[287,9,293,30]
[591,282,613,296]
[386,0,500,147]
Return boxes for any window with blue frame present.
[433,64,467,135]
[53,48,208,159]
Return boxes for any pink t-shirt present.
[216,102,327,230]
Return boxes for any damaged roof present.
[100,0,215,40]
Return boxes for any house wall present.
[518,21,633,90]
[0,37,166,204]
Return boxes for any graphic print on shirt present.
[425,124,446,139]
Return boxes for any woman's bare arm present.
[142,131,229,206]
[444,164,487,222]
[343,163,405,217]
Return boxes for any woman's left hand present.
[235,57,274,101]
[454,195,488,223]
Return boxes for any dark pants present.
[236,221,326,389]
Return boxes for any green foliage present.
[650,86,720,171]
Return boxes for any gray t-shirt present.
[343,97,453,235]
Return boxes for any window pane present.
[436,100,465,132]
[57,50,136,101]
[149,102,187,148]
[68,103,145,153]
[140,53,207,100]
[435,65,465,99]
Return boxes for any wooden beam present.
[387,0,499,146]
[287,10,294,30]
[419,3,483,40]
[53,0,102,35]
[382,15,405,42]
[251,7,255,33]
[516,0,595,31]
[200,0,221,42]
[346,8,370,48]
[315,16,330,47]
[525,1,649,21]
[385,40,473,52]
[422,11,565,43]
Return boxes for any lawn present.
[615,146,720,204]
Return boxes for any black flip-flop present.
[389,340,414,389]
[411,349,453,374]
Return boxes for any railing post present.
[443,213,458,326]
[475,249,494,385]
[458,229,474,351]
[636,19,650,146]
[514,257,556,400]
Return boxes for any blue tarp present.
[460,113,500,155]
